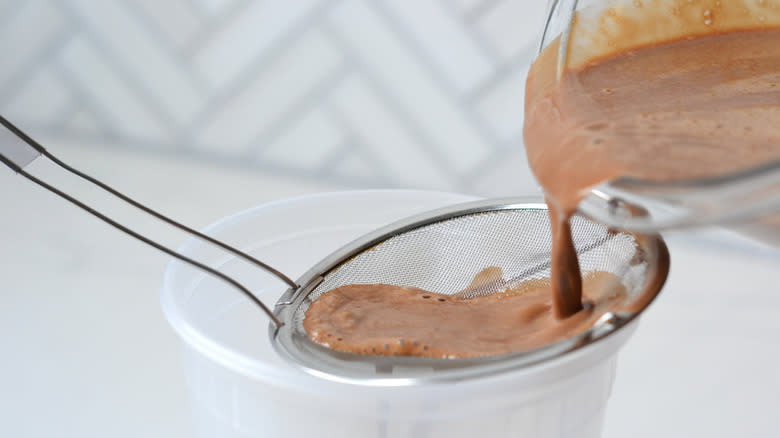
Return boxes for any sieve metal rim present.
[269,198,670,387]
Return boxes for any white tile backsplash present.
[67,0,204,124]
[382,0,495,94]
[195,28,344,156]
[135,0,205,50]
[0,0,545,197]
[58,37,170,144]
[476,64,530,143]
[193,0,322,89]
[331,75,452,189]
[191,0,238,16]
[262,108,345,171]
[0,0,68,87]
[331,0,495,174]
[2,65,71,122]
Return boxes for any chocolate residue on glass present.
[525,2,780,318]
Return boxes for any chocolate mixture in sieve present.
[304,271,628,358]
[304,0,780,357]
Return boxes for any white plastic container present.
[161,190,639,438]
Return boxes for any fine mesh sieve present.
[271,200,669,384]
[0,116,669,386]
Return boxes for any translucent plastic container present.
[161,190,639,438]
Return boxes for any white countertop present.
[1,140,778,437]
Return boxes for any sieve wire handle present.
[0,115,293,328]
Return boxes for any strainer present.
[0,116,669,386]
[271,200,668,385]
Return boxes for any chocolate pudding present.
[304,271,627,358]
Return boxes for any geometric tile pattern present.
[0,0,548,195]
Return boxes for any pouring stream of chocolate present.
[525,2,780,318]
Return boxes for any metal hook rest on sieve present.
[0,115,293,328]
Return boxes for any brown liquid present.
[526,30,780,212]
[526,3,780,318]
[304,271,627,358]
